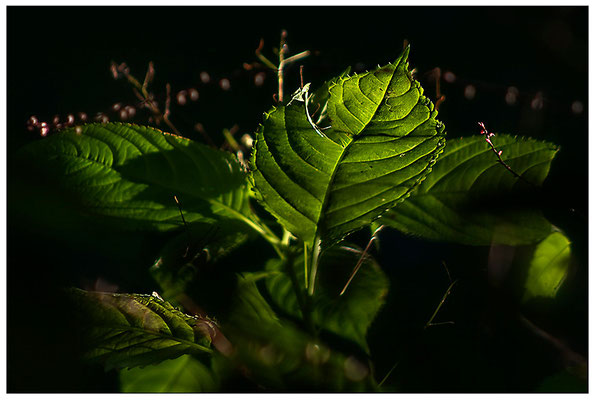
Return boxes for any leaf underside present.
[251,46,445,248]
[380,135,559,245]
[69,288,212,370]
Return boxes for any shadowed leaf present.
[17,123,253,232]
[380,135,558,245]
[68,288,212,370]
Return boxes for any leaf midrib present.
[310,61,398,244]
[93,323,212,354]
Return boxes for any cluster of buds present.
[478,121,502,156]
[25,106,141,137]
[26,113,88,137]
[27,54,272,139]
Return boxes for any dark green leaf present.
[250,47,445,249]
[150,220,254,302]
[265,245,389,351]
[68,288,212,370]
[536,366,587,393]
[380,135,558,245]
[17,123,252,232]
[220,274,378,391]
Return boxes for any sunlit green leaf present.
[380,135,558,245]
[68,288,212,370]
[250,47,445,249]
[523,231,572,301]
[16,123,253,232]
[119,354,218,392]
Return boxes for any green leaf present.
[119,354,218,392]
[150,220,254,302]
[250,47,445,249]
[536,366,587,392]
[265,245,389,351]
[523,231,572,301]
[17,123,252,232]
[379,135,558,245]
[221,274,377,391]
[68,288,212,370]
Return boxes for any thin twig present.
[277,30,288,103]
[113,61,182,136]
[478,122,535,186]
[255,38,278,71]
[442,260,452,284]
[340,225,385,296]
[424,279,457,330]
[380,265,456,387]
[164,83,172,119]
[432,67,446,110]
[193,123,217,148]
[378,361,399,387]
[283,50,311,65]
[174,195,192,258]
[221,124,241,152]
[143,61,155,94]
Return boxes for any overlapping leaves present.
[250,47,445,249]
[265,245,389,351]
[17,123,252,232]
[379,135,558,245]
[69,288,213,370]
[220,274,377,391]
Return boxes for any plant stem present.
[303,241,309,289]
[340,225,384,296]
[424,279,458,330]
[307,236,322,296]
[277,30,287,103]
[378,361,399,387]
[282,251,315,335]
[209,200,283,259]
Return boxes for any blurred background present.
[7,6,587,392]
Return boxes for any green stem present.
[307,236,322,296]
[303,242,309,289]
[282,251,315,335]
[209,200,284,259]
[424,279,458,329]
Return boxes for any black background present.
[7,6,588,392]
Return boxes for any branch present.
[478,122,535,186]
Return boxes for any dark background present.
[7,6,588,392]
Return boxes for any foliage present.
[14,44,578,393]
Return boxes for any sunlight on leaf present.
[523,231,571,301]
[380,135,558,245]
[250,47,445,250]
[119,354,218,392]
[16,123,252,232]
